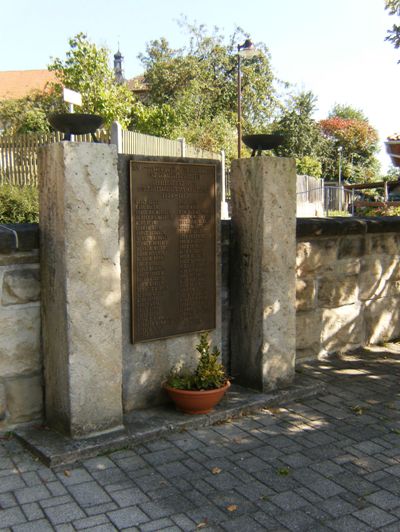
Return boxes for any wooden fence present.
[0,125,221,187]
[0,130,110,186]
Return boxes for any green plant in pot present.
[164,332,230,414]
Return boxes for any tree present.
[385,0,400,57]
[132,21,280,160]
[329,104,367,121]
[320,109,380,182]
[49,33,134,127]
[0,91,64,134]
[271,91,328,177]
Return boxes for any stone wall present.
[2,218,400,431]
[0,225,42,430]
[296,217,400,361]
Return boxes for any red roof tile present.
[0,70,58,100]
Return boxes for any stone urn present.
[385,138,400,168]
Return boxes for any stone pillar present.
[39,143,123,438]
[230,157,297,391]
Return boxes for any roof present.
[0,70,58,100]
[126,75,149,93]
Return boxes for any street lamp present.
[338,146,343,211]
[237,39,257,158]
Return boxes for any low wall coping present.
[2,217,400,253]
[0,223,39,253]
[296,217,400,238]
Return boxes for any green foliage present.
[296,156,322,178]
[134,20,280,160]
[329,104,368,121]
[0,91,64,134]
[272,91,328,163]
[0,185,39,223]
[165,332,227,391]
[385,0,400,57]
[49,33,134,127]
[357,205,400,216]
[320,109,380,182]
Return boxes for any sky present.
[1,0,399,171]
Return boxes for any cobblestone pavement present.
[2,345,400,531]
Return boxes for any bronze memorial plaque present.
[130,160,216,342]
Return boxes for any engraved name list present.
[130,160,216,342]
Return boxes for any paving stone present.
[110,487,149,507]
[270,491,308,511]
[365,489,400,510]
[39,494,74,508]
[72,513,110,529]
[56,468,93,486]
[319,495,357,517]
[328,514,372,532]
[107,506,149,528]
[67,481,112,508]
[44,501,86,524]
[0,492,17,508]
[0,473,25,493]
[220,514,266,531]
[0,506,26,527]
[354,506,398,528]
[139,517,175,531]
[21,501,44,520]
[170,513,197,531]
[12,519,54,532]
[14,485,51,504]
[274,509,316,531]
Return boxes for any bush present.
[0,185,39,223]
[357,206,400,217]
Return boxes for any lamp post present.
[237,39,257,158]
[338,146,343,211]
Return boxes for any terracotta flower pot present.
[164,381,230,414]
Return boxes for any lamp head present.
[238,39,258,58]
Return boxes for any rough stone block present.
[324,258,361,276]
[296,239,337,275]
[359,257,393,301]
[0,382,6,421]
[365,296,400,344]
[230,157,296,392]
[318,275,359,308]
[321,303,365,354]
[39,143,124,437]
[338,235,366,259]
[296,310,322,351]
[368,234,399,256]
[0,306,40,378]
[296,277,316,311]
[1,267,40,306]
[5,375,42,423]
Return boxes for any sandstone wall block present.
[368,234,399,256]
[365,296,400,344]
[0,383,6,421]
[5,375,42,424]
[1,267,40,306]
[338,236,366,259]
[318,274,359,308]
[296,239,337,275]
[321,303,365,354]
[0,306,40,378]
[296,309,322,351]
[296,277,316,311]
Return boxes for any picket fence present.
[0,130,110,186]
[0,125,221,187]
